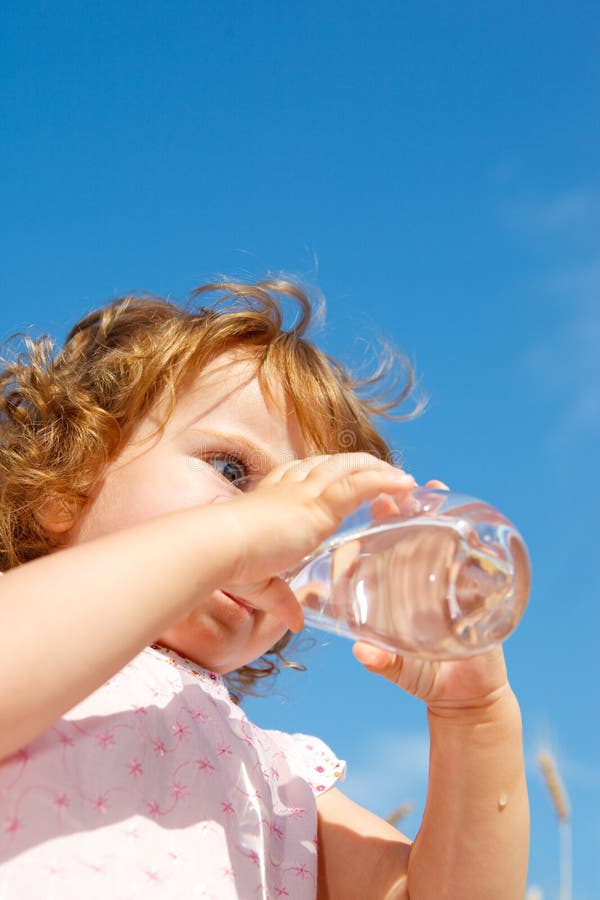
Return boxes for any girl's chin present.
[157,592,285,675]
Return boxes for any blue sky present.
[1,2,598,896]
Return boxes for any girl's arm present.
[408,683,528,898]
[316,648,529,900]
[0,456,411,760]
[0,504,246,759]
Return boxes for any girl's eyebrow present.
[187,428,297,472]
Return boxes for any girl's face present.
[65,351,307,673]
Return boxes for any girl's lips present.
[221,590,255,615]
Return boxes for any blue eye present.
[208,455,248,488]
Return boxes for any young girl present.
[0,279,529,899]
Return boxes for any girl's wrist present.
[426,682,521,728]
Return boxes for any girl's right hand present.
[217,453,415,633]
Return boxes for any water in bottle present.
[286,488,530,659]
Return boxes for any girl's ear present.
[36,498,77,534]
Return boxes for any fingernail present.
[388,467,414,480]
[395,472,417,486]
[291,611,305,634]
[353,643,388,666]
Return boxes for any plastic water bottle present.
[286,488,531,659]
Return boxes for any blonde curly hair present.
[0,278,421,698]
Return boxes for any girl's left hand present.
[352,641,510,713]
[353,478,511,712]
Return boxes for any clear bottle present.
[286,488,531,659]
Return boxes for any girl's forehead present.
[191,350,261,386]
[180,351,285,411]
[173,351,304,441]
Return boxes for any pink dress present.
[0,644,345,899]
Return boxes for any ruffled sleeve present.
[265,729,346,796]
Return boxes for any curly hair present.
[0,278,423,699]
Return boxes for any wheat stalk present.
[537,748,571,900]
[537,749,569,822]
[386,803,413,827]
[526,888,543,900]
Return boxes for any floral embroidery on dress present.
[0,644,345,899]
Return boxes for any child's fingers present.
[331,538,361,583]
[370,493,403,519]
[370,490,421,520]
[369,478,450,522]
[262,453,411,489]
[228,577,305,633]
[318,466,415,522]
[352,641,399,673]
[352,641,439,702]
[352,641,438,700]
[257,454,332,487]
[260,454,421,531]
[302,453,408,491]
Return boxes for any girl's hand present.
[353,478,511,712]
[352,641,510,715]
[218,453,416,633]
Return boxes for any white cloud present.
[341,730,430,832]
[507,186,599,237]
[516,186,600,447]
[527,278,600,444]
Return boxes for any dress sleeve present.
[282,731,347,797]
